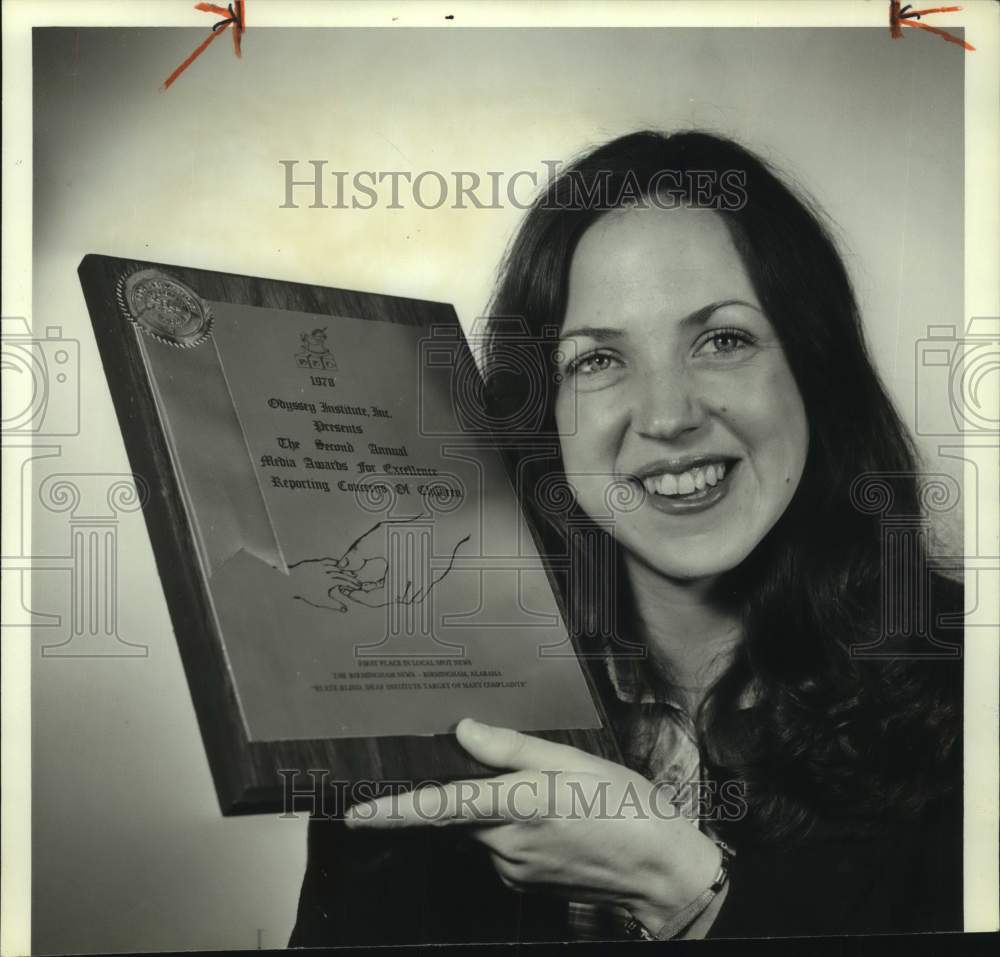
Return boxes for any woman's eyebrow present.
[558,325,622,342]
[559,300,761,341]
[680,299,761,327]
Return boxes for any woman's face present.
[554,206,809,582]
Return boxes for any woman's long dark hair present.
[482,130,962,844]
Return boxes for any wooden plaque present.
[78,254,619,815]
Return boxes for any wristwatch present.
[622,840,735,941]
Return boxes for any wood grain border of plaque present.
[79,254,619,816]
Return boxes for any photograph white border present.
[3,2,997,953]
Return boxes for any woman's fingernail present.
[459,718,487,742]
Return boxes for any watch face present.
[622,916,656,940]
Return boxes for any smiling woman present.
[555,206,809,582]
[288,131,964,945]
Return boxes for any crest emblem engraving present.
[117,269,213,348]
[295,327,338,371]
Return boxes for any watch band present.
[623,840,735,941]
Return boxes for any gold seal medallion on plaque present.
[117,269,213,348]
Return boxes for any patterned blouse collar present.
[604,652,759,710]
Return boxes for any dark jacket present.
[288,581,964,945]
[287,776,962,946]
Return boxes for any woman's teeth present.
[642,462,727,497]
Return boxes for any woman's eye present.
[565,351,620,376]
[695,328,755,357]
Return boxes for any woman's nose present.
[630,367,709,440]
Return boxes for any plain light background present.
[30,26,963,955]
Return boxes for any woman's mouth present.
[637,459,738,514]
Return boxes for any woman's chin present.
[628,540,753,584]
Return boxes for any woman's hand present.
[345,718,721,931]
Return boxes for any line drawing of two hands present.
[288,515,470,614]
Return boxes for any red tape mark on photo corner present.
[163,1,246,90]
[889,2,975,50]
